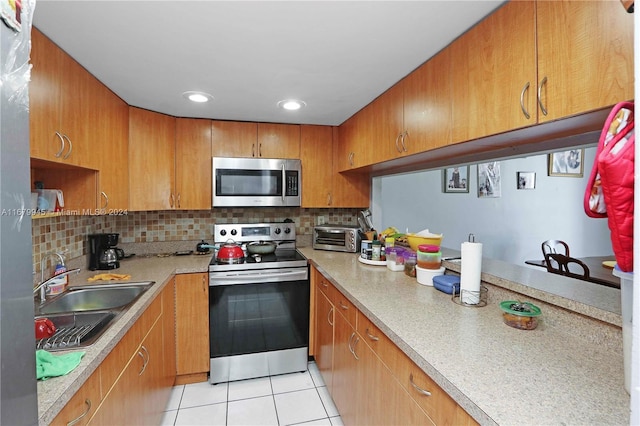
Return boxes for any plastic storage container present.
[404,251,417,277]
[432,274,461,294]
[386,247,405,271]
[415,265,445,286]
[417,244,442,269]
[613,266,633,394]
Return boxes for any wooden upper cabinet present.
[211,120,257,158]
[336,111,371,171]
[536,0,634,122]
[403,48,452,152]
[301,125,333,207]
[95,83,129,211]
[128,107,176,211]
[367,83,404,164]
[451,1,537,144]
[30,28,101,169]
[257,123,300,158]
[175,118,212,209]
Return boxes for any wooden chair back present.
[544,252,591,281]
[541,240,570,257]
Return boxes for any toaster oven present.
[313,225,362,253]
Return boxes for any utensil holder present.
[451,285,488,307]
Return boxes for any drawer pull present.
[67,398,91,426]
[320,280,328,288]
[409,373,432,397]
[339,301,349,310]
[365,328,379,341]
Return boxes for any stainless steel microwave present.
[212,157,301,207]
[313,225,362,253]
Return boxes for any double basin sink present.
[35,281,155,351]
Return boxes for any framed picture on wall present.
[548,149,584,177]
[442,166,469,193]
[477,161,501,198]
[517,171,536,189]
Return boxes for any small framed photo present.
[442,166,469,193]
[517,171,536,189]
[548,149,584,177]
[477,161,501,198]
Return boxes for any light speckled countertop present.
[37,249,629,426]
[36,254,210,425]
[298,247,629,426]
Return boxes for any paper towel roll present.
[460,241,482,304]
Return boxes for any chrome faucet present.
[35,251,79,303]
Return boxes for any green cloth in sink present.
[36,349,85,381]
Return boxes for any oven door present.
[209,267,309,383]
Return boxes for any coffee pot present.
[88,233,121,270]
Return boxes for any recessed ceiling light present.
[277,99,306,111]
[182,91,213,103]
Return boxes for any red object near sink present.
[35,318,56,339]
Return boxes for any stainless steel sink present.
[37,281,154,315]
[36,310,118,351]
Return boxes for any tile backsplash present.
[32,208,360,272]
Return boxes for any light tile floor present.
[161,361,343,426]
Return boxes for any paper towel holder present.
[468,233,476,242]
[452,285,488,307]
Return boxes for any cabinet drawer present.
[332,287,357,327]
[50,370,101,426]
[394,351,457,425]
[356,312,396,368]
[315,271,332,299]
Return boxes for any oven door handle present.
[210,269,308,286]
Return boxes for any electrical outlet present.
[317,216,325,225]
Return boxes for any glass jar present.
[404,251,417,277]
[372,240,381,261]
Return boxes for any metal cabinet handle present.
[176,193,181,209]
[348,332,356,355]
[365,328,379,341]
[351,335,360,360]
[202,275,206,292]
[62,134,73,159]
[66,398,92,426]
[394,133,403,153]
[409,373,432,396]
[100,191,108,210]
[252,143,256,157]
[348,152,354,167]
[327,192,332,206]
[339,301,349,310]
[170,193,175,208]
[54,132,66,158]
[327,306,334,327]
[401,131,408,152]
[320,280,328,288]
[520,81,531,119]
[138,346,149,375]
[259,142,262,157]
[537,76,548,116]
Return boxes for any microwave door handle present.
[282,163,286,203]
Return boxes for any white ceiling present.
[32,1,505,126]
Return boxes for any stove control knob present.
[284,227,291,234]
[220,229,227,236]
[230,229,237,236]
[274,227,281,235]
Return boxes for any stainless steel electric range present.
[208,222,309,384]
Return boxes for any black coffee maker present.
[88,233,120,270]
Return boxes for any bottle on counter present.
[372,238,381,261]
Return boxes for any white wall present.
[372,146,612,265]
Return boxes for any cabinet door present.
[332,128,371,208]
[301,125,333,207]
[50,371,101,426]
[451,1,536,143]
[331,311,358,426]
[257,123,300,159]
[314,283,334,390]
[175,118,212,209]
[29,28,64,162]
[368,83,404,164]
[175,273,210,379]
[211,120,257,157]
[95,82,129,211]
[403,48,452,153]
[161,279,177,388]
[139,317,168,425]
[128,107,176,211]
[537,0,634,122]
[336,112,369,171]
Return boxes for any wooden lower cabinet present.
[175,273,210,384]
[312,266,477,426]
[52,283,176,425]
